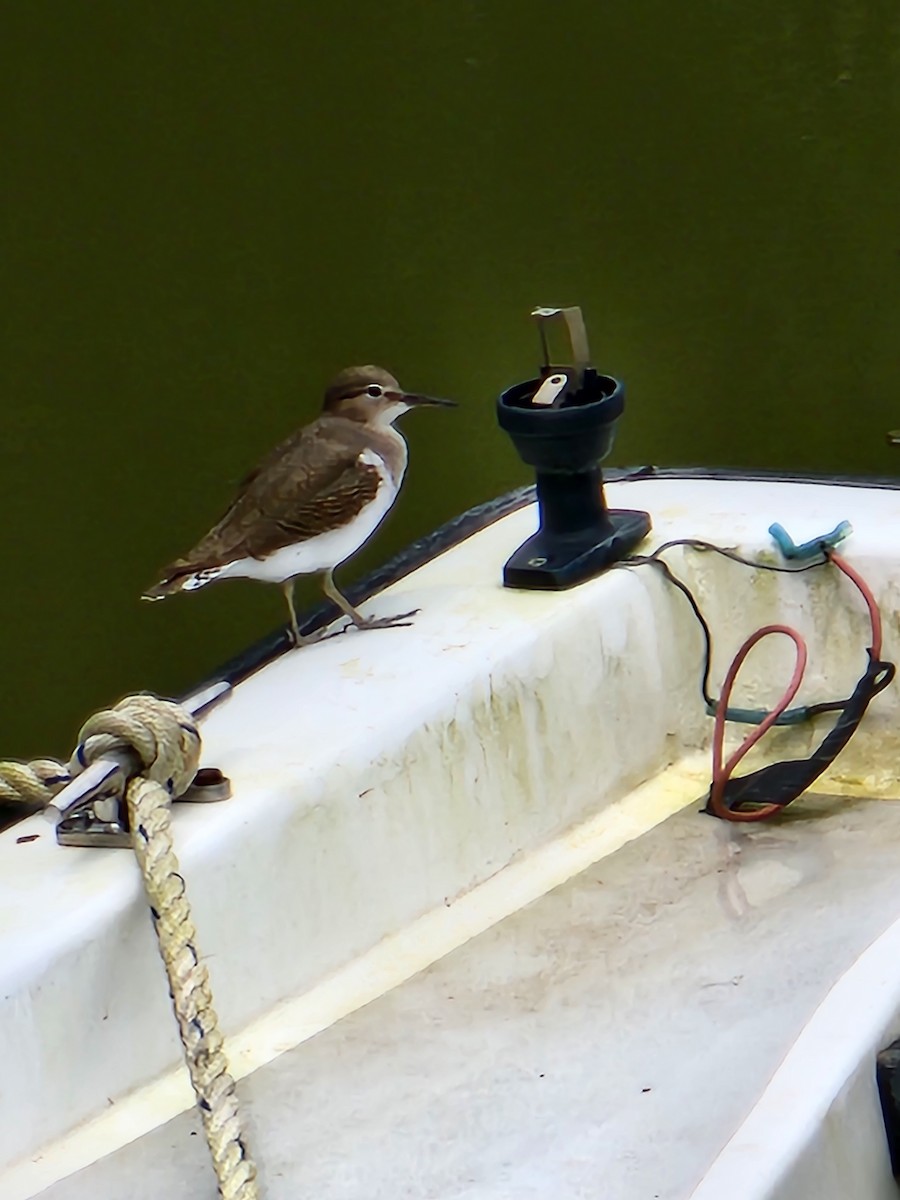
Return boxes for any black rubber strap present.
[704,652,896,816]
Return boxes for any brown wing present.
[148,417,381,590]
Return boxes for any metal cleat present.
[54,680,233,848]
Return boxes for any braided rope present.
[128,775,258,1200]
[0,693,197,811]
[0,758,70,808]
[2,694,259,1199]
[76,694,201,796]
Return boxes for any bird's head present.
[322,365,456,427]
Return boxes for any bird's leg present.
[322,568,418,631]
[281,580,309,646]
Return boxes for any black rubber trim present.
[614,464,900,490]
[191,464,900,695]
[877,1037,900,1177]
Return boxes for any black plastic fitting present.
[497,364,651,589]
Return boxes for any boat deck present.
[39,792,900,1200]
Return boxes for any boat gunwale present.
[193,464,900,696]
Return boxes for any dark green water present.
[3,2,900,758]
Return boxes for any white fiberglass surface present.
[37,794,900,1200]
[3,475,900,1195]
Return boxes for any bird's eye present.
[366,384,383,398]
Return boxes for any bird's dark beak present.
[400,391,457,409]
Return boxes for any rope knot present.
[75,695,201,799]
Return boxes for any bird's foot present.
[285,610,419,648]
[287,624,334,649]
[352,609,420,632]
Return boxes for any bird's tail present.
[142,563,223,601]
[142,576,184,601]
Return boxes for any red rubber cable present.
[829,551,882,658]
[708,626,807,822]
[709,549,881,822]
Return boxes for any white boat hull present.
[4,472,900,1198]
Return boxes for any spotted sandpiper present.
[143,366,455,643]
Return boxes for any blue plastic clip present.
[706,519,853,728]
[768,520,852,562]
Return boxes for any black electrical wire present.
[615,540,850,722]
